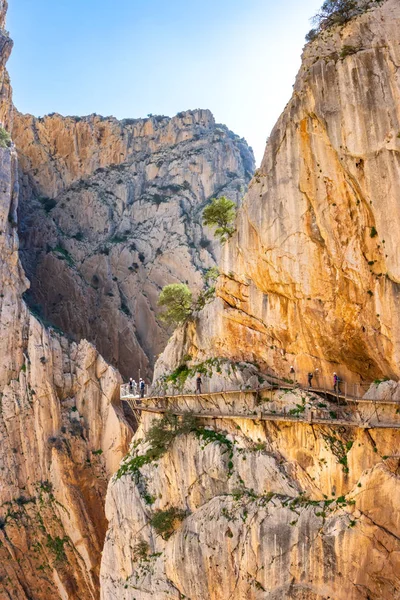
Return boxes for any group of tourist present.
[126,369,343,399]
[290,366,342,393]
[128,377,146,398]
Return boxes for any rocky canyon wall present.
[156,0,400,388]
[0,5,131,598]
[98,2,400,598]
[101,387,400,599]
[12,109,254,381]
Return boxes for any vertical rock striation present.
[0,5,131,597]
[156,0,400,386]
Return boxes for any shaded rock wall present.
[12,110,254,380]
[156,0,400,387]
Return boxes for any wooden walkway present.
[121,385,399,405]
[122,403,400,431]
[123,400,390,429]
[120,379,400,430]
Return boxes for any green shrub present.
[289,400,306,416]
[38,197,57,213]
[133,538,150,560]
[370,226,378,238]
[166,363,190,389]
[15,495,34,506]
[151,193,168,205]
[117,412,234,480]
[120,302,131,317]
[53,245,74,268]
[46,535,69,562]
[305,28,318,42]
[204,267,219,283]
[194,286,215,311]
[340,44,359,58]
[116,412,197,479]
[0,126,11,148]
[110,233,128,244]
[150,507,187,540]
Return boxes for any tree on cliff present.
[203,196,237,243]
[307,0,383,40]
[158,284,193,326]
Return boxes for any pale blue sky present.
[7,0,322,164]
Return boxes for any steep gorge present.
[101,1,400,599]
[13,109,254,380]
[2,0,400,598]
[0,0,256,596]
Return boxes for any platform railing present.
[120,377,378,403]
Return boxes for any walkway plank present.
[123,401,400,430]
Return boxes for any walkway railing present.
[120,378,381,403]
[120,379,400,430]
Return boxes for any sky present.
[7,0,322,165]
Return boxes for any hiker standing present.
[139,378,145,398]
[307,372,313,388]
[196,374,202,394]
[129,377,135,395]
[333,372,341,393]
[289,365,296,382]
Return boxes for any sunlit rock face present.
[101,2,400,596]
[12,109,254,380]
[157,0,400,387]
[0,4,131,597]
[100,385,400,600]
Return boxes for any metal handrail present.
[120,378,382,403]
[122,397,400,430]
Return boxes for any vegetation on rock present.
[158,283,193,327]
[0,126,11,148]
[203,196,237,243]
[117,412,235,480]
[306,0,384,40]
[150,508,187,540]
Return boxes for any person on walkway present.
[307,372,313,388]
[196,374,202,394]
[139,378,145,398]
[129,377,135,395]
[333,372,341,393]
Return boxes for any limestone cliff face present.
[100,386,400,599]
[0,0,12,131]
[12,110,254,380]
[98,2,400,598]
[156,0,400,388]
[0,6,131,598]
